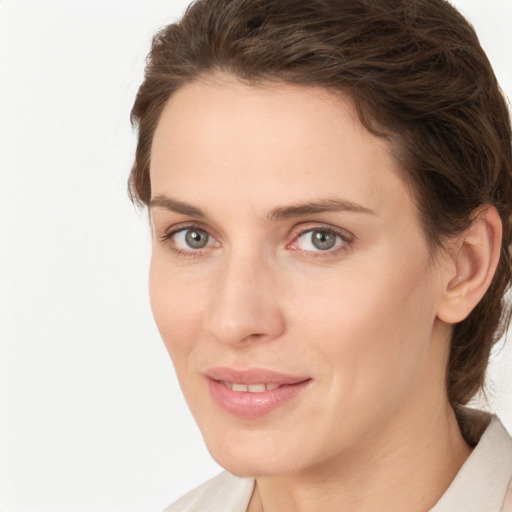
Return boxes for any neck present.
[249,402,471,512]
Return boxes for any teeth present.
[224,382,280,393]
[248,384,266,393]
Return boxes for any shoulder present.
[163,471,255,512]
[431,409,512,512]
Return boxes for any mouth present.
[205,367,312,418]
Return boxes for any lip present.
[205,367,312,418]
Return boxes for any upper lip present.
[205,367,311,385]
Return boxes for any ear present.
[436,206,502,324]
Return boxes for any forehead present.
[149,77,414,219]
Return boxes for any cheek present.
[148,255,206,363]
[292,253,438,400]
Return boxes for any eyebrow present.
[149,196,206,217]
[267,198,375,220]
[149,195,375,220]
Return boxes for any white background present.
[0,1,511,511]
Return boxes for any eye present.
[169,227,214,251]
[295,228,347,252]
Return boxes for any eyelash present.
[159,223,353,259]
[290,226,351,258]
[159,223,214,259]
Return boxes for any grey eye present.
[185,229,209,249]
[172,228,211,250]
[311,231,337,250]
[297,230,344,251]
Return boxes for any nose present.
[205,249,286,347]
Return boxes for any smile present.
[221,382,280,392]
[205,367,312,418]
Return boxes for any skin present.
[148,76,500,511]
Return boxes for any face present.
[149,77,452,478]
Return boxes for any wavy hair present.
[129,0,512,407]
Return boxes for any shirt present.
[164,410,512,512]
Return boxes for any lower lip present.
[208,378,311,418]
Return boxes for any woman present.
[129,0,512,510]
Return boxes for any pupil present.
[185,229,208,249]
[312,231,336,250]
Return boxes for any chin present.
[204,432,308,478]
[211,453,291,479]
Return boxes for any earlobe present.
[437,206,502,324]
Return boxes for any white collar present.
[431,412,512,512]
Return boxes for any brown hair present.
[129,0,512,407]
